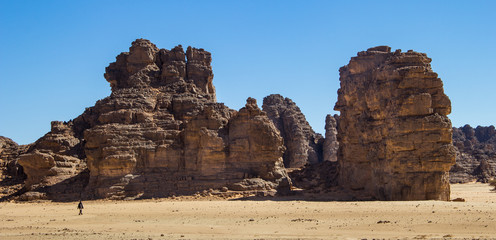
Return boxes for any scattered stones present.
[376,220,391,224]
[291,218,318,222]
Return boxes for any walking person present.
[77,200,84,215]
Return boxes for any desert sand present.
[1,183,495,240]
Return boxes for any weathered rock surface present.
[334,46,455,200]
[323,114,339,162]
[450,125,496,183]
[16,39,290,200]
[0,137,19,162]
[16,121,88,200]
[6,40,468,202]
[262,94,323,168]
[0,136,26,178]
[1,137,28,180]
[0,137,28,199]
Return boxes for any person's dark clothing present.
[77,201,84,215]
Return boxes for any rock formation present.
[0,137,29,199]
[16,121,87,200]
[287,114,339,193]
[334,46,456,200]
[4,41,468,202]
[262,94,323,168]
[450,125,496,183]
[16,39,290,200]
[0,137,19,161]
[323,114,339,162]
[0,136,30,179]
[0,136,25,178]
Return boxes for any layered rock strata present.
[334,46,455,200]
[0,137,28,198]
[17,121,87,200]
[450,125,496,183]
[17,39,290,200]
[1,137,20,177]
[0,136,28,179]
[262,94,323,168]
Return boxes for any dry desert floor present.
[1,183,496,239]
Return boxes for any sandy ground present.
[1,183,495,240]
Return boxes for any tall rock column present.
[334,46,455,200]
[323,114,339,162]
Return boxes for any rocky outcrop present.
[323,114,339,162]
[262,94,323,168]
[0,137,28,199]
[450,125,496,183]
[334,46,455,200]
[0,137,19,161]
[17,121,87,200]
[0,137,25,177]
[228,98,290,192]
[0,136,19,178]
[17,39,289,200]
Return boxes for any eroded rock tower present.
[335,46,456,200]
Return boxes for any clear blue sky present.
[1,1,495,145]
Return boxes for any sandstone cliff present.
[450,125,496,183]
[262,94,323,168]
[16,39,290,200]
[335,46,455,200]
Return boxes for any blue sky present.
[1,1,495,145]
